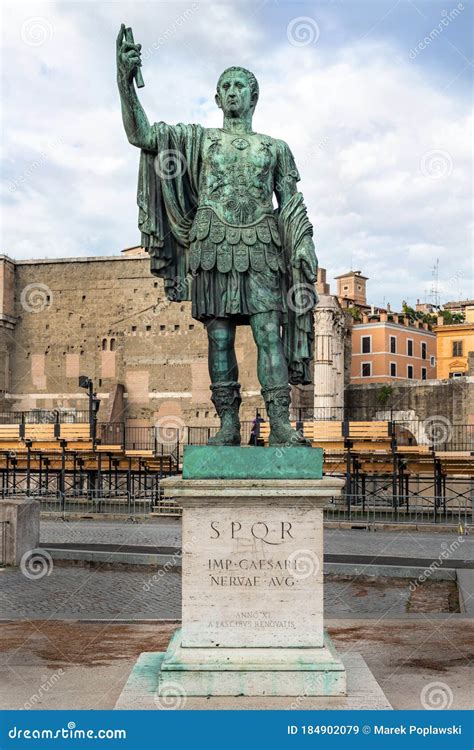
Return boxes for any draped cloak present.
[137,122,317,384]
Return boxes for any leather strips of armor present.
[189,208,285,274]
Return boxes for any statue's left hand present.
[292,236,318,282]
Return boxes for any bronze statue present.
[117,25,318,446]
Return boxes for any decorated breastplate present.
[198,129,276,226]
[189,208,285,274]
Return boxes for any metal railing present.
[1,478,470,525]
[30,490,155,518]
[0,410,91,424]
[394,421,474,451]
[324,492,471,527]
[187,422,255,445]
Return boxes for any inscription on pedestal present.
[181,506,324,648]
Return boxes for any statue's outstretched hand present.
[116,24,142,83]
[292,236,318,282]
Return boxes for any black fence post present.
[60,440,67,515]
[25,440,32,495]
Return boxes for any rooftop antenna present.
[429,258,440,309]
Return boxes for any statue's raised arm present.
[116,24,154,150]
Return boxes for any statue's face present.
[215,71,256,117]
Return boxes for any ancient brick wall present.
[347,378,473,424]
[4,254,262,424]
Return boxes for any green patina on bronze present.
[117,25,319,447]
[182,446,323,480]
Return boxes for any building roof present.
[334,270,369,280]
[443,299,474,309]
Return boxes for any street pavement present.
[0,565,421,620]
[39,518,471,562]
[0,519,468,621]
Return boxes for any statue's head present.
[215,67,259,117]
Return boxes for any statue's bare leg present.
[250,311,310,447]
[206,318,241,446]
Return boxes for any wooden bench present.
[347,421,390,441]
[0,425,21,440]
[125,449,154,458]
[23,425,56,441]
[59,423,91,441]
[96,444,124,453]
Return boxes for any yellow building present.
[434,306,474,379]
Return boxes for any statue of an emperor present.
[117,25,318,447]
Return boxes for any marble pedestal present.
[0,497,40,566]
[156,465,347,697]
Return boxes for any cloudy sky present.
[1,0,472,309]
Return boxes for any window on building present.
[101,339,107,351]
[430,355,436,367]
[421,342,427,360]
[131,325,137,332]
[160,325,165,331]
[407,339,413,356]
[174,324,180,331]
[390,362,397,377]
[145,325,151,332]
[361,336,371,354]
[343,285,349,291]
[407,365,414,379]
[110,338,116,351]
[421,367,427,380]
[361,362,371,377]
[452,340,463,357]
[390,336,396,354]
[189,324,195,330]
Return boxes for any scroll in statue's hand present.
[292,236,318,282]
[116,24,142,83]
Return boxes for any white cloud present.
[1,2,472,308]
